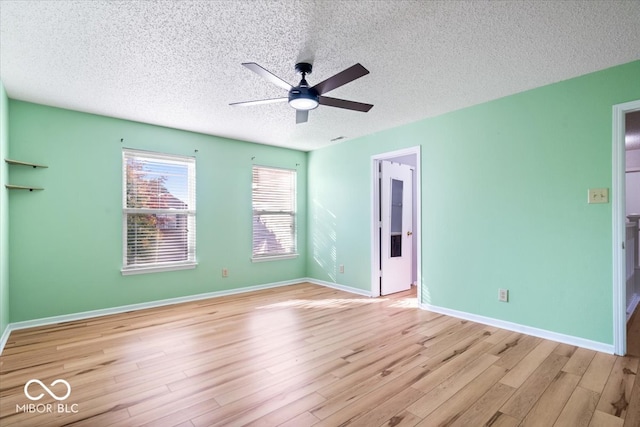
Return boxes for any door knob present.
[407,231,413,236]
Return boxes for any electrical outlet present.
[588,188,609,204]
[339,264,344,274]
[222,268,228,278]
[498,289,509,302]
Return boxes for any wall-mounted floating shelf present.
[4,159,49,168]
[5,184,44,191]
[4,159,49,169]
[5,159,48,168]
[5,158,48,191]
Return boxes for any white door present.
[380,161,413,295]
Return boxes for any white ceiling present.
[1,1,639,151]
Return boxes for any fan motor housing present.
[295,62,313,75]
[289,63,319,110]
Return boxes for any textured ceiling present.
[1,1,639,151]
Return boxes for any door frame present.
[613,99,640,355]
[371,146,422,300]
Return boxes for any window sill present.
[121,262,197,276]
[251,254,299,263]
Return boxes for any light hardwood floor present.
[628,308,640,358]
[1,282,639,426]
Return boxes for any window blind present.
[252,166,297,259]
[123,149,196,273]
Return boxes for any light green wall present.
[0,82,9,336]
[8,101,307,322]
[5,61,640,346]
[308,60,640,345]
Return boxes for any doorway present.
[624,110,640,356]
[371,146,421,299]
[613,99,640,355]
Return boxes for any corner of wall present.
[0,80,10,340]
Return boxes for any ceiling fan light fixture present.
[289,96,319,110]
[288,88,319,110]
[232,61,372,123]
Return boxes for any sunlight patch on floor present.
[256,298,388,310]
[388,298,419,308]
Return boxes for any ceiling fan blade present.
[229,97,288,107]
[318,96,373,112]
[242,62,292,91]
[296,110,309,124]
[312,63,369,95]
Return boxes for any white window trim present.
[121,148,196,275]
[251,254,299,263]
[121,262,197,275]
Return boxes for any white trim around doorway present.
[371,146,422,302]
[612,99,640,356]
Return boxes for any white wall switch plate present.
[588,188,609,204]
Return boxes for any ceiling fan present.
[230,62,373,124]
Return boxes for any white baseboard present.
[420,303,614,355]
[0,278,370,355]
[304,278,372,297]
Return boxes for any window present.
[122,149,196,274]
[252,166,297,261]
